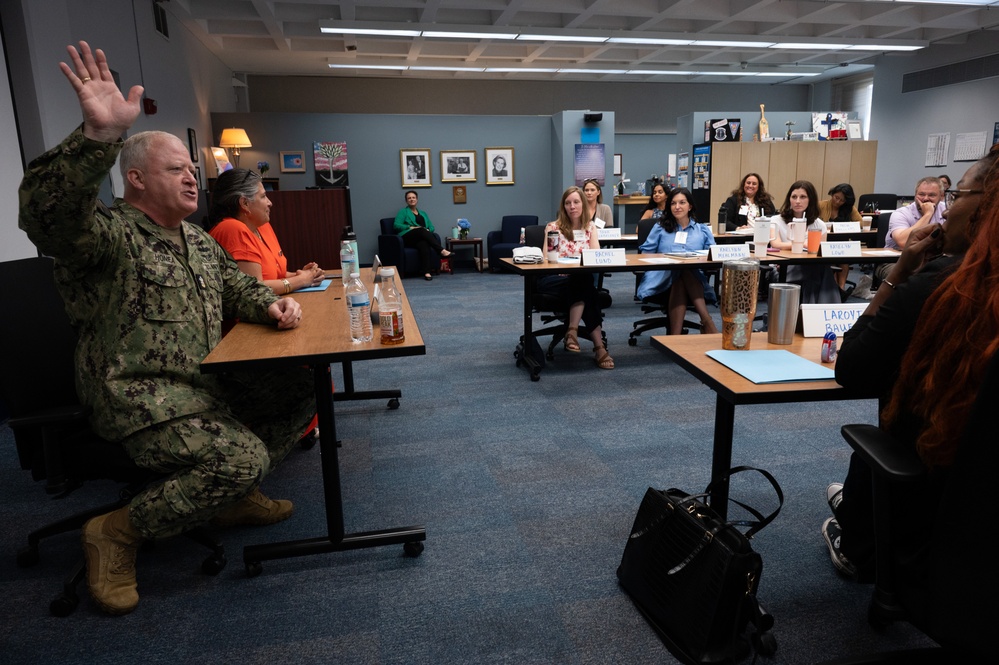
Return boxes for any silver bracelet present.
[882,278,896,290]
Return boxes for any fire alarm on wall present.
[143,98,157,115]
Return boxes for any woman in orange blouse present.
[209,169,324,294]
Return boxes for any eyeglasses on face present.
[943,188,984,209]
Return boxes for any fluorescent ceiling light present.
[692,40,775,48]
[606,37,693,46]
[485,67,560,73]
[626,70,694,75]
[328,64,408,70]
[558,68,628,74]
[320,27,421,37]
[846,44,924,51]
[905,0,995,4]
[409,66,486,72]
[757,71,821,77]
[517,34,607,43]
[421,31,518,40]
[770,43,845,50]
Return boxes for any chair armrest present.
[486,230,501,247]
[9,404,91,429]
[840,424,925,483]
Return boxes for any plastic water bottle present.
[345,273,372,342]
[377,267,405,345]
[342,226,358,261]
[340,240,356,285]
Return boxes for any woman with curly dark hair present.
[720,172,777,231]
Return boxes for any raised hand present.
[59,41,143,143]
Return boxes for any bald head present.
[120,131,199,227]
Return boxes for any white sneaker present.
[826,482,844,515]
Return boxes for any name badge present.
[819,240,862,257]
[582,248,627,266]
[739,205,749,215]
[593,218,606,229]
[675,231,688,244]
[832,222,862,233]
[597,227,622,240]
[573,229,586,242]
[710,244,750,261]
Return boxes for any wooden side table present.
[445,237,484,273]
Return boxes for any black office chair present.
[0,256,226,617]
[857,194,897,216]
[523,225,610,360]
[628,218,708,346]
[830,353,998,662]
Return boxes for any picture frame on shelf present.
[846,120,863,140]
[441,150,476,182]
[279,151,306,173]
[485,147,514,185]
[401,149,432,187]
[210,147,232,176]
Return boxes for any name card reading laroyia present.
[800,303,869,336]
[597,227,622,240]
[582,248,627,266]
[819,240,862,258]
[710,244,750,261]
[832,222,862,233]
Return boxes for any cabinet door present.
[767,142,799,203]
[710,142,743,217]
[822,141,853,195]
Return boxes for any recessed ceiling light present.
[606,38,693,46]
[421,31,518,40]
[517,34,607,43]
[320,27,421,37]
[691,40,775,48]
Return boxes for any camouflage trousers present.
[121,367,316,539]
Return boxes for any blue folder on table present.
[297,278,334,293]
[706,350,835,384]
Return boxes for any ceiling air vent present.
[902,53,999,92]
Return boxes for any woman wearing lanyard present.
[636,187,718,335]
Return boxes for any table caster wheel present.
[202,553,227,575]
[50,592,78,617]
[245,561,262,578]
[628,337,637,346]
[17,546,40,568]
[530,370,541,382]
[387,398,400,409]
[403,541,424,557]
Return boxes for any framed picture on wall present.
[485,147,514,185]
[187,128,198,163]
[441,150,476,182]
[210,147,232,176]
[401,149,432,187]
[279,151,306,173]
[613,153,623,176]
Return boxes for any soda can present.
[821,332,838,363]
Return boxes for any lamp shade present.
[219,128,252,149]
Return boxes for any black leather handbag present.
[617,467,783,664]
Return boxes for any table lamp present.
[219,128,252,168]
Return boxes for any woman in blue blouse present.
[636,187,719,335]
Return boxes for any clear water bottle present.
[377,267,405,345]
[345,272,372,343]
[342,226,358,262]
[340,240,356,285]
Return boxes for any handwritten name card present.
[819,240,862,258]
[582,248,627,266]
[711,244,751,261]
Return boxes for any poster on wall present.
[812,112,849,139]
[314,141,349,188]
[574,144,605,186]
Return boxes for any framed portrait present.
[485,147,514,185]
[613,153,623,176]
[279,151,306,173]
[441,150,476,182]
[210,147,232,176]
[187,128,198,163]
[401,149,432,187]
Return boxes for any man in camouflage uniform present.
[18,41,315,615]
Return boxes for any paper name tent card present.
[706,350,835,384]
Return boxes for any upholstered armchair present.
[377,217,442,278]
[487,215,539,272]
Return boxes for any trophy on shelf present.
[759,104,769,140]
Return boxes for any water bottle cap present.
[379,267,396,277]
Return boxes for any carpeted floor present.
[0,265,933,664]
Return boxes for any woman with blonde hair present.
[539,186,614,369]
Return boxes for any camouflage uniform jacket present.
[18,127,279,441]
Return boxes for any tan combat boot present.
[81,506,144,615]
[210,488,293,527]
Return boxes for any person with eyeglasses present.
[18,42,316,615]
[822,145,998,585]
[209,168,325,296]
[871,176,947,286]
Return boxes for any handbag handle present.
[690,466,784,538]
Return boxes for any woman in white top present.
[772,180,840,303]
[582,178,614,228]
[539,186,614,369]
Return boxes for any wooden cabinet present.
[709,141,877,217]
[266,189,351,270]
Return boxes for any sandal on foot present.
[563,327,581,352]
[594,347,615,369]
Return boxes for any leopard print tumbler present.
[720,259,760,350]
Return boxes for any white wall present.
[869,30,999,197]
[0,26,38,261]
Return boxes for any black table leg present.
[709,394,736,520]
[515,273,542,380]
[242,364,425,575]
[333,360,401,409]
